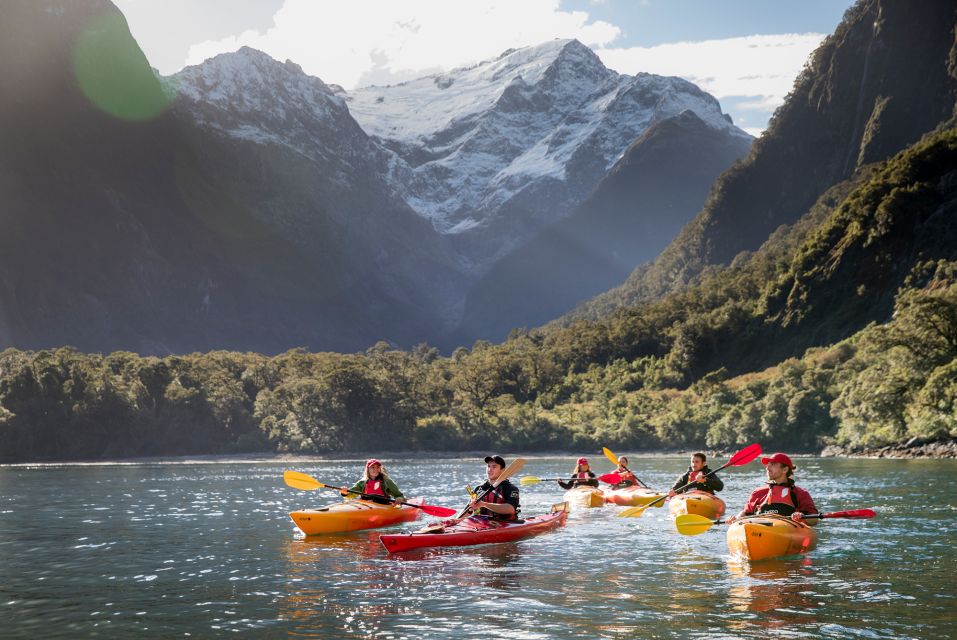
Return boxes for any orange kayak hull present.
[290,498,422,535]
[668,490,726,519]
[602,486,666,507]
[726,514,818,561]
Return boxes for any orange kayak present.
[602,486,666,507]
[668,490,726,519]
[290,498,422,535]
[726,514,818,561]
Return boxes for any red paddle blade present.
[728,443,762,467]
[821,509,876,519]
[598,472,622,484]
[418,503,457,517]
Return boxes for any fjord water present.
[1,457,953,638]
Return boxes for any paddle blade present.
[602,447,620,468]
[418,503,457,517]
[819,509,876,520]
[597,472,622,484]
[519,476,542,486]
[283,470,321,491]
[617,505,649,518]
[728,443,762,467]
[675,514,718,536]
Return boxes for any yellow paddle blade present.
[283,470,321,491]
[675,514,716,536]
[602,447,620,468]
[617,504,649,518]
[519,476,542,486]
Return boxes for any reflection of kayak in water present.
[290,498,423,535]
[668,490,726,519]
[563,486,605,508]
[379,503,569,553]
[602,486,665,507]
[726,514,818,561]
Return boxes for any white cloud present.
[595,33,825,112]
[184,0,621,88]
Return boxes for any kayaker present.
[557,457,599,489]
[726,452,818,525]
[469,455,520,521]
[667,452,724,497]
[611,456,640,488]
[344,459,406,504]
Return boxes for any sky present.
[115,0,855,136]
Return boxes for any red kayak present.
[380,503,569,553]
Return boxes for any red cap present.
[761,453,794,469]
[577,457,589,465]
[365,458,382,469]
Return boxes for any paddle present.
[602,446,651,488]
[519,472,622,486]
[282,470,457,517]
[675,509,877,536]
[454,457,527,519]
[617,443,763,518]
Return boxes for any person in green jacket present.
[344,459,405,503]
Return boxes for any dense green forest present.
[2,127,955,462]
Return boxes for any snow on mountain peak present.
[346,39,749,237]
[164,46,372,163]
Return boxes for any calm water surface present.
[1,456,954,638]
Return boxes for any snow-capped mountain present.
[166,47,403,211]
[347,39,751,267]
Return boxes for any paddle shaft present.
[624,444,762,516]
[722,509,876,524]
[311,480,452,516]
[455,458,526,520]
[644,464,725,511]
[602,447,650,488]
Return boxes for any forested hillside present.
[2,125,955,462]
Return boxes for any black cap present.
[484,455,506,467]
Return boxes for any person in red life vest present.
[726,452,817,524]
[667,452,724,498]
[557,457,599,489]
[611,456,640,489]
[344,459,405,504]
[469,455,520,520]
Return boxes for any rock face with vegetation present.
[591,0,957,309]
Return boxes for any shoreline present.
[4,439,956,466]
[820,436,957,459]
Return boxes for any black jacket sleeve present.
[671,471,691,492]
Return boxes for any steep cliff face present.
[609,0,957,307]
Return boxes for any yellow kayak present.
[563,486,605,509]
[602,486,666,507]
[726,514,818,561]
[290,498,422,535]
[668,490,726,519]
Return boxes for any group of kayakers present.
[339,451,817,524]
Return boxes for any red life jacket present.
[484,484,508,503]
[689,470,705,483]
[364,477,386,497]
[757,483,799,516]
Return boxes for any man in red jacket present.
[727,452,818,525]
